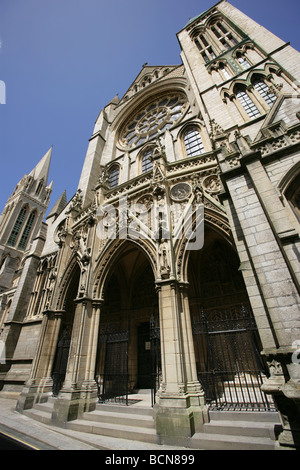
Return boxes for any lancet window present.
[7,206,27,247]
[108,165,120,189]
[18,211,36,250]
[183,127,205,157]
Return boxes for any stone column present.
[154,280,208,446]
[178,283,206,405]
[52,298,101,424]
[16,310,63,411]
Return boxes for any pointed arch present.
[93,238,157,301]
[55,256,81,310]
[175,202,233,283]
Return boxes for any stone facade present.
[1,1,300,449]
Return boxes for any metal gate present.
[150,314,161,407]
[95,324,129,405]
[52,327,71,397]
[192,305,275,411]
[95,318,161,407]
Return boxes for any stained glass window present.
[253,79,277,106]
[184,128,205,157]
[108,166,120,188]
[120,94,187,148]
[18,211,36,249]
[236,89,260,119]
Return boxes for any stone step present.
[33,401,54,413]
[190,431,276,450]
[23,407,52,425]
[188,411,281,450]
[96,402,154,416]
[203,419,278,440]
[208,410,280,423]
[66,418,158,444]
[84,408,155,429]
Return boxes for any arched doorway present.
[188,228,274,411]
[95,243,159,405]
[51,263,80,396]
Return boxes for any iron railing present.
[95,325,129,405]
[150,314,161,407]
[192,305,276,411]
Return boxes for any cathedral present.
[0,0,299,450]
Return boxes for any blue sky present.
[0,0,299,214]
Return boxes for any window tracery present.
[191,16,243,64]
[236,52,251,70]
[18,210,36,250]
[253,78,277,106]
[236,87,261,119]
[120,93,188,149]
[7,206,27,247]
[222,71,279,122]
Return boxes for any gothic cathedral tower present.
[0,148,53,293]
[0,148,53,395]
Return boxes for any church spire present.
[29,147,52,184]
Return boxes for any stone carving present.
[66,189,83,214]
[202,175,221,193]
[209,118,231,152]
[158,239,171,279]
[267,359,284,377]
[79,248,91,295]
[152,137,166,160]
[136,194,153,213]
[170,182,192,201]
[97,167,110,189]
[55,220,68,248]
[45,267,57,309]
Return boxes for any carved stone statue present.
[158,239,171,279]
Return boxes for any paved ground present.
[0,397,190,451]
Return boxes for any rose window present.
[120,93,188,148]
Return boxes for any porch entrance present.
[95,243,160,406]
[192,304,275,411]
[188,230,275,412]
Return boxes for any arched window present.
[219,62,231,80]
[7,206,27,247]
[195,37,216,63]
[108,165,120,189]
[253,78,277,106]
[192,18,242,63]
[236,52,251,70]
[141,148,153,173]
[236,87,261,119]
[18,211,36,250]
[183,127,205,157]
